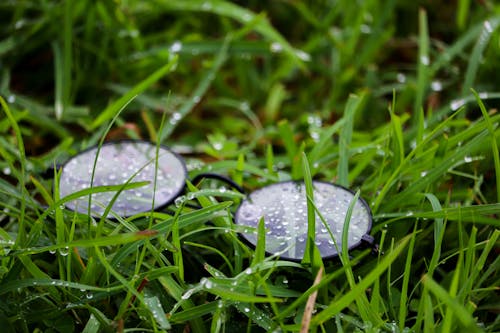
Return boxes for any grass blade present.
[338,94,364,187]
[311,234,411,325]
[91,55,178,129]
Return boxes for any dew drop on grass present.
[397,73,406,83]
[59,247,70,256]
[484,20,493,33]
[86,292,93,299]
[181,288,196,300]
[213,142,223,151]
[270,42,283,53]
[201,2,212,10]
[420,55,430,66]
[7,95,16,103]
[174,196,186,208]
[295,50,311,62]
[431,81,443,91]
[170,41,182,53]
[450,99,465,111]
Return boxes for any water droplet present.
[174,196,185,207]
[479,92,489,99]
[464,156,473,163]
[213,142,223,151]
[85,292,93,299]
[242,13,252,22]
[270,42,283,53]
[243,307,250,313]
[192,95,201,104]
[240,101,250,111]
[420,55,430,66]
[181,287,197,300]
[59,246,70,256]
[360,24,372,34]
[14,20,25,29]
[49,249,56,255]
[484,20,493,33]
[7,95,16,103]
[169,112,182,125]
[295,50,311,62]
[204,279,213,289]
[244,267,253,275]
[397,73,406,83]
[201,2,212,10]
[450,99,465,111]
[2,167,11,175]
[187,192,195,200]
[170,41,182,53]
[431,81,443,92]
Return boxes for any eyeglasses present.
[234,181,373,261]
[57,140,375,260]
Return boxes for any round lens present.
[59,141,187,217]
[234,181,372,261]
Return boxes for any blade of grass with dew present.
[472,89,500,202]
[423,193,446,278]
[109,202,233,266]
[311,234,411,325]
[252,217,266,266]
[144,296,171,330]
[384,129,491,210]
[154,0,307,68]
[52,42,64,120]
[389,92,405,168]
[398,223,418,331]
[169,301,220,324]
[372,107,465,212]
[160,38,229,142]
[0,96,27,246]
[339,189,382,326]
[0,278,116,296]
[277,119,298,171]
[461,229,499,297]
[338,94,364,187]
[301,152,315,267]
[421,274,481,333]
[414,9,429,144]
[90,55,178,129]
[15,230,158,255]
[461,18,500,98]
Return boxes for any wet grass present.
[1,1,500,332]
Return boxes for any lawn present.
[1,1,499,332]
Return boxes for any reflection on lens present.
[235,181,372,261]
[59,141,186,217]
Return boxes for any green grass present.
[1,1,500,332]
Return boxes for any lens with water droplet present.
[59,141,187,217]
[234,181,372,261]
